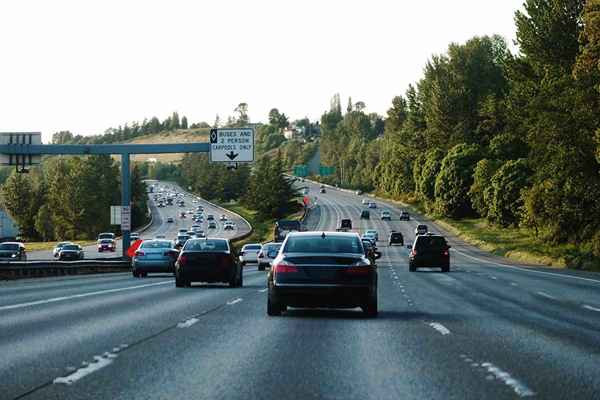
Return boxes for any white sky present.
[0,0,524,142]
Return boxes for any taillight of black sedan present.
[175,238,242,288]
[267,232,379,317]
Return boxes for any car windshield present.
[284,235,363,254]
[391,233,402,239]
[177,235,190,241]
[141,241,172,249]
[243,244,262,251]
[100,240,113,244]
[62,245,79,251]
[98,234,113,239]
[0,243,19,251]
[185,239,228,252]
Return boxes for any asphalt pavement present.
[2,181,600,399]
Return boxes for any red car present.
[98,239,116,252]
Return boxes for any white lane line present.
[490,276,498,280]
[582,304,600,312]
[227,298,243,305]
[258,288,268,293]
[480,362,535,397]
[452,246,600,285]
[0,281,172,312]
[536,291,556,300]
[428,322,451,336]
[177,317,200,328]
[510,282,519,287]
[54,354,116,385]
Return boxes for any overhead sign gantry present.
[0,134,227,258]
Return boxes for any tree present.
[213,114,221,128]
[181,116,188,129]
[434,144,482,218]
[35,205,54,241]
[234,103,249,126]
[487,159,531,226]
[469,159,501,218]
[0,172,37,238]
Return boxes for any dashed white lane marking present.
[490,276,498,280]
[480,362,536,397]
[536,291,556,300]
[0,281,172,312]
[54,352,119,385]
[258,288,268,293]
[227,298,243,305]
[582,304,600,312]
[428,322,451,336]
[510,282,519,287]
[177,317,200,328]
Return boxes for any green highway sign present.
[293,165,308,177]
[319,165,336,176]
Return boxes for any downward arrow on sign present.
[226,151,239,160]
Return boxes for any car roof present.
[287,231,360,239]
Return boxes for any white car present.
[361,199,369,205]
[257,242,282,271]
[220,214,227,221]
[223,221,235,230]
[53,241,73,258]
[191,225,202,233]
[365,229,379,241]
[239,243,261,266]
[381,211,391,221]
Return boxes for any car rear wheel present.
[362,296,378,318]
[409,264,416,272]
[442,265,450,273]
[267,297,282,316]
[175,272,186,287]
[132,270,139,278]
[258,264,265,271]
[238,270,243,287]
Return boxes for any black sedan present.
[267,231,379,317]
[58,244,85,260]
[175,238,243,288]
[0,242,27,261]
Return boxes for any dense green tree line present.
[314,0,600,263]
[0,156,148,240]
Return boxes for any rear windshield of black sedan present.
[415,236,447,250]
[284,235,363,254]
[184,239,229,252]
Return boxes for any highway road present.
[2,181,600,399]
[26,181,251,260]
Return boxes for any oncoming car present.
[267,231,379,317]
[98,239,116,252]
[0,242,27,261]
[257,242,282,271]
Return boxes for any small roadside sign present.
[209,128,254,163]
[121,206,131,231]
[110,206,121,225]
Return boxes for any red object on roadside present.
[303,196,310,206]
[127,239,143,258]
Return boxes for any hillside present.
[126,128,209,163]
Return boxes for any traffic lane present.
[0,267,267,400]
[27,266,510,400]
[391,248,600,399]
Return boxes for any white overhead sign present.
[209,128,254,163]
[121,206,131,231]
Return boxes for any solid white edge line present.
[0,280,172,312]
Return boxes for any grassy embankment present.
[374,193,599,271]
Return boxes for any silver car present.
[239,243,261,266]
[257,242,282,271]
[132,239,178,277]
[53,241,73,258]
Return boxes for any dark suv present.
[360,210,370,219]
[388,231,404,246]
[408,234,451,272]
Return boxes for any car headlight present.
[11,253,17,258]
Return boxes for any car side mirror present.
[406,244,412,250]
[239,251,245,256]
[374,251,382,260]
[447,245,452,249]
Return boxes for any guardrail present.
[0,259,131,280]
